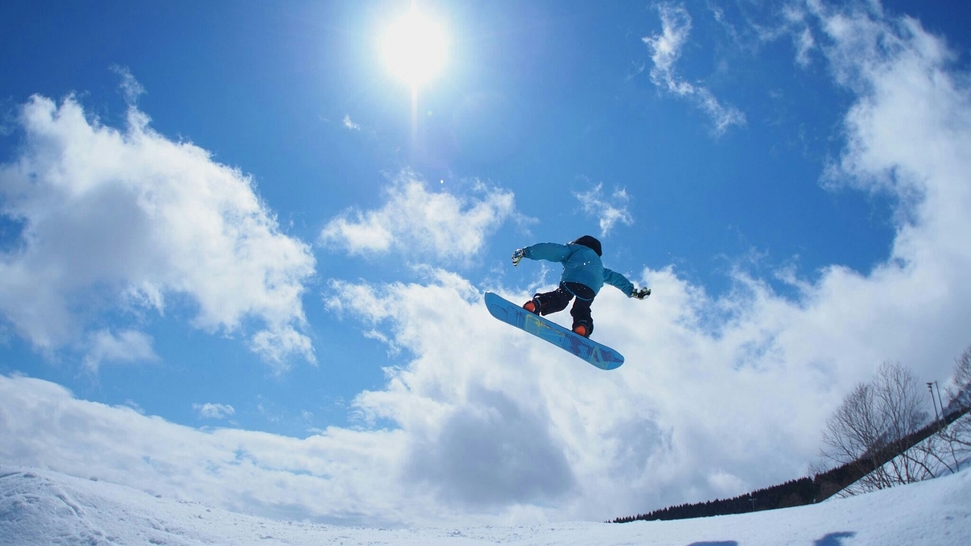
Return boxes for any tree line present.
[613,345,971,524]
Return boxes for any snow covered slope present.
[2,464,969,546]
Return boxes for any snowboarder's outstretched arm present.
[512,243,571,266]
[604,268,634,296]
[604,268,651,300]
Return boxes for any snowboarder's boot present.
[572,320,593,338]
[523,298,541,315]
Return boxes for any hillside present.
[2,464,970,545]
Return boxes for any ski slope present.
[2,464,969,545]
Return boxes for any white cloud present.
[0,374,414,527]
[110,65,146,105]
[0,93,316,371]
[319,170,516,264]
[781,4,818,68]
[794,27,816,67]
[193,402,235,420]
[643,4,746,135]
[83,329,159,372]
[342,114,360,130]
[574,183,634,236]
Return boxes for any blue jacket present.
[523,242,635,297]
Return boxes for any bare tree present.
[930,345,971,472]
[822,383,879,470]
[946,345,971,411]
[821,361,930,494]
[875,361,931,483]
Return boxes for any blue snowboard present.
[484,292,624,370]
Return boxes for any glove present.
[632,287,651,300]
[511,248,526,266]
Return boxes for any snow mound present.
[2,464,970,545]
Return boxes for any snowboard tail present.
[484,292,624,370]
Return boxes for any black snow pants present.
[532,282,596,336]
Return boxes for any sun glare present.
[382,5,447,88]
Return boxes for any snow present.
[2,465,969,545]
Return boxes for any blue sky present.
[2,0,971,526]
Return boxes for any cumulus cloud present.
[0,374,414,527]
[574,183,634,236]
[643,4,746,135]
[193,402,236,420]
[0,93,316,371]
[319,171,516,264]
[405,385,576,508]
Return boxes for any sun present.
[382,4,447,88]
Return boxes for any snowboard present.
[484,292,624,370]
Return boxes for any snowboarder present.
[511,235,650,338]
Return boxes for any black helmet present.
[571,235,602,256]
